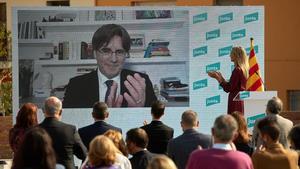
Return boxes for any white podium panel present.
[234,91,277,132]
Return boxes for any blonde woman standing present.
[208,46,249,115]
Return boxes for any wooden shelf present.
[36,18,185,32]
[35,56,187,66]
[18,39,53,45]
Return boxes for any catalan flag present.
[246,38,264,91]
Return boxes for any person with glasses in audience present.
[63,24,157,108]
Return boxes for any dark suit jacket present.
[167,129,212,169]
[39,117,87,169]
[141,120,174,154]
[62,69,157,108]
[78,121,122,149]
[130,150,155,169]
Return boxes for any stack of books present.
[144,39,170,58]
[159,77,189,101]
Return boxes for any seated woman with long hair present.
[83,135,119,169]
[230,111,253,156]
[104,130,131,169]
[9,103,38,156]
[11,127,64,169]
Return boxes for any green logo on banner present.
[206,29,220,40]
[193,46,207,57]
[245,45,259,55]
[240,91,250,99]
[206,95,221,106]
[206,62,220,72]
[219,12,233,24]
[193,79,208,90]
[231,29,246,40]
[219,45,232,57]
[247,113,266,128]
[244,12,259,23]
[193,13,207,24]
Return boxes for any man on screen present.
[63,24,157,108]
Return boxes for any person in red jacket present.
[208,46,249,115]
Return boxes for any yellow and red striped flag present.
[246,38,264,91]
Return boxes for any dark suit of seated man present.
[141,101,174,154]
[39,96,87,169]
[62,24,157,108]
[78,101,122,149]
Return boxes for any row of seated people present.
[8,96,300,169]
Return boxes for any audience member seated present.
[252,97,293,149]
[167,110,212,169]
[252,116,298,169]
[230,111,253,156]
[126,128,155,169]
[186,115,253,169]
[147,155,177,169]
[9,103,38,157]
[288,124,300,167]
[141,101,173,154]
[79,102,122,149]
[82,135,119,169]
[104,130,132,169]
[40,96,87,169]
[12,127,65,169]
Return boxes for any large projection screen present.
[12,6,264,137]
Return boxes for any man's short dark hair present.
[289,124,300,149]
[266,97,283,114]
[92,102,108,120]
[151,101,165,119]
[126,128,148,149]
[181,110,198,127]
[92,24,131,52]
[257,116,280,141]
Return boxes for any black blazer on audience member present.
[130,150,155,169]
[167,128,212,169]
[39,117,87,169]
[78,121,122,149]
[141,120,174,154]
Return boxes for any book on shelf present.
[144,39,170,58]
[160,88,189,98]
[81,41,94,59]
[18,21,42,39]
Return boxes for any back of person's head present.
[126,128,148,149]
[257,116,280,142]
[43,96,62,117]
[147,155,177,169]
[104,129,128,157]
[92,102,109,120]
[92,24,131,52]
[12,127,56,169]
[15,103,38,128]
[88,135,118,167]
[266,97,283,114]
[151,100,165,119]
[289,124,300,150]
[181,110,198,129]
[230,111,250,144]
[231,46,249,78]
[213,115,238,143]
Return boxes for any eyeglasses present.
[97,48,128,57]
